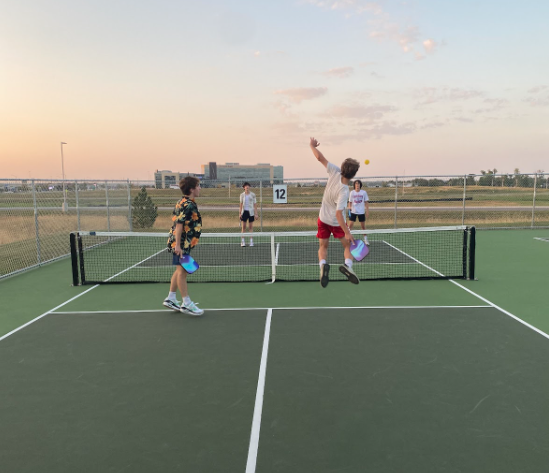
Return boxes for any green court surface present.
[1,229,548,472]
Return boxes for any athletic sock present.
[183,296,191,305]
[319,259,326,268]
[345,258,353,268]
[168,291,177,301]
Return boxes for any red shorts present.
[316,218,345,239]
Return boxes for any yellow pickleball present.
[364,159,370,165]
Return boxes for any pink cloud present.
[415,87,484,105]
[322,66,354,78]
[273,87,328,103]
[322,104,397,119]
[422,39,437,53]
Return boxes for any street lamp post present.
[60,142,68,212]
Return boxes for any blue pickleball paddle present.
[180,254,199,274]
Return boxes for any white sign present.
[273,185,288,204]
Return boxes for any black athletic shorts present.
[349,212,366,222]
[240,210,255,223]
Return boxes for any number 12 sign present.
[273,185,288,204]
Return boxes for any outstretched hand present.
[310,137,320,148]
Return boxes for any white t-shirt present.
[349,189,369,215]
[240,191,256,216]
[319,162,350,227]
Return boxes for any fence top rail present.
[1,173,548,183]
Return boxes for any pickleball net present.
[70,226,475,285]
[70,226,476,285]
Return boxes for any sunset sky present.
[1,0,548,180]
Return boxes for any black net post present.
[77,234,86,285]
[70,232,80,286]
[468,226,476,280]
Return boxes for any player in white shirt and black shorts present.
[239,182,258,247]
[309,137,361,288]
[348,180,369,245]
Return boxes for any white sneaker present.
[180,300,204,316]
[364,236,370,246]
[249,240,254,247]
[241,240,246,247]
[339,264,360,285]
[163,298,181,311]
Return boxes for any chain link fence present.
[1,173,548,279]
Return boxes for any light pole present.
[60,142,68,211]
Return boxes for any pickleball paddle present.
[350,239,369,261]
[180,254,199,274]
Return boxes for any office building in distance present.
[201,162,283,186]
[154,170,204,189]
[155,163,283,188]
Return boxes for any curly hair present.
[340,158,360,179]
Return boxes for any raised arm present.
[309,137,328,168]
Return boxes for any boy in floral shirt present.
[164,176,203,316]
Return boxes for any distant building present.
[200,162,283,186]
[155,163,283,188]
[154,170,204,189]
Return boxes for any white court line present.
[448,280,549,341]
[0,285,100,342]
[534,237,549,242]
[245,308,272,473]
[382,241,444,277]
[1,249,170,342]
[382,241,549,341]
[50,305,492,315]
[103,248,166,282]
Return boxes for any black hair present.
[353,180,363,189]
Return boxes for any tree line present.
[411,169,548,188]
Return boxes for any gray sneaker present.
[320,263,330,288]
[180,300,204,316]
[339,264,360,285]
[163,298,181,311]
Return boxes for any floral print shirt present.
[167,196,202,255]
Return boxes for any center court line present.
[245,308,272,473]
[49,305,492,315]
[384,242,549,341]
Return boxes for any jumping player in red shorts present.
[309,137,360,288]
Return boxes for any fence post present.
[31,179,41,265]
[127,179,133,231]
[462,174,467,225]
[394,176,398,229]
[105,181,111,232]
[532,173,538,228]
[75,180,81,231]
[260,179,263,232]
